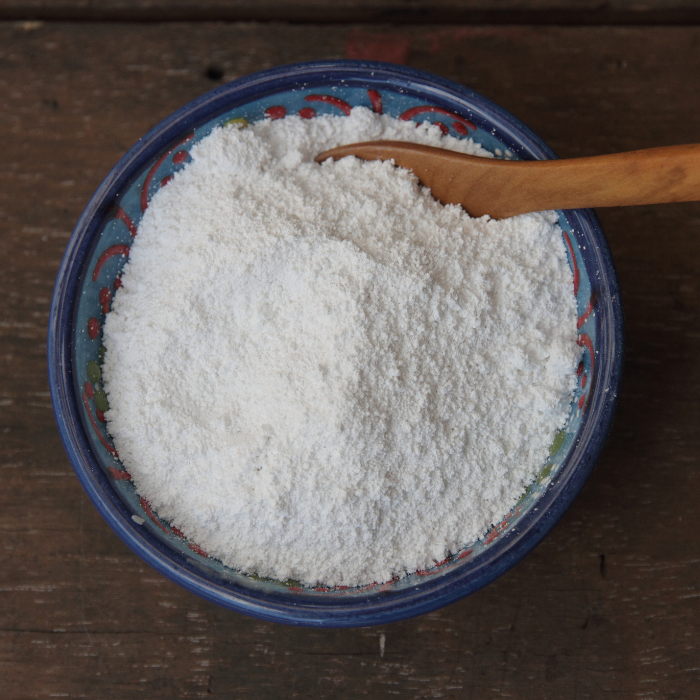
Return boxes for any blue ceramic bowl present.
[48,61,623,627]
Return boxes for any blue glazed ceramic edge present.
[48,60,624,627]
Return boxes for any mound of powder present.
[102,107,580,587]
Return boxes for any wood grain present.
[1,20,700,699]
[2,0,700,24]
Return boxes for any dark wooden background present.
[2,3,700,697]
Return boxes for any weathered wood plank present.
[1,20,700,699]
[2,1,700,24]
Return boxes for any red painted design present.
[114,276,123,291]
[96,408,106,423]
[116,206,138,237]
[581,373,587,389]
[171,526,185,538]
[92,244,130,282]
[87,317,99,340]
[81,391,118,456]
[323,587,351,596]
[298,107,316,120]
[577,334,594,376]
[108,467,131,481]
[305,94,352,116]
[161,175,173,187]
[84,381,94,399]
[457,548,474,560]
[577,333,595,410]
[484,514,512,545]
[173,150,189,165]
[314,586,331,592]
[434,121,449,135]
[265,105,287,120]
[576,361,584,377]
[188,542,208,557]
[142,152,172,212]
[140,497,168,533]
[399,106,476,132]
[357,581,379,593]
[577,291,597,329]
[345,30,411,64]
[562,231,580,296]
[288,586,303,592]
[415,557,455,577]
[367,89,382,114]
[376,577,400,592]
[99,286,112,313]
[452,121,468,135]
[483,530,499,545]
[416,561,462,577]
[141,133,194,212]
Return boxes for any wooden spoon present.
[315,141,700,219]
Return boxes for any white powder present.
[102,107,580,588]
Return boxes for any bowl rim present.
[48,59,624,627]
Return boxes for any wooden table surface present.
[2,8,700,699]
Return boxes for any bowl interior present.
[53,63,621,626]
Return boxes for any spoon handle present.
[317,141,700,219]
[490,143,700,217]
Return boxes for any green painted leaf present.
[87,360,101,384]
[536,462,553,484]
[517,485,532,505]
[93,389,109,413]
[549,429,566,457]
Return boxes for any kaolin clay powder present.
[102,108,580,588]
